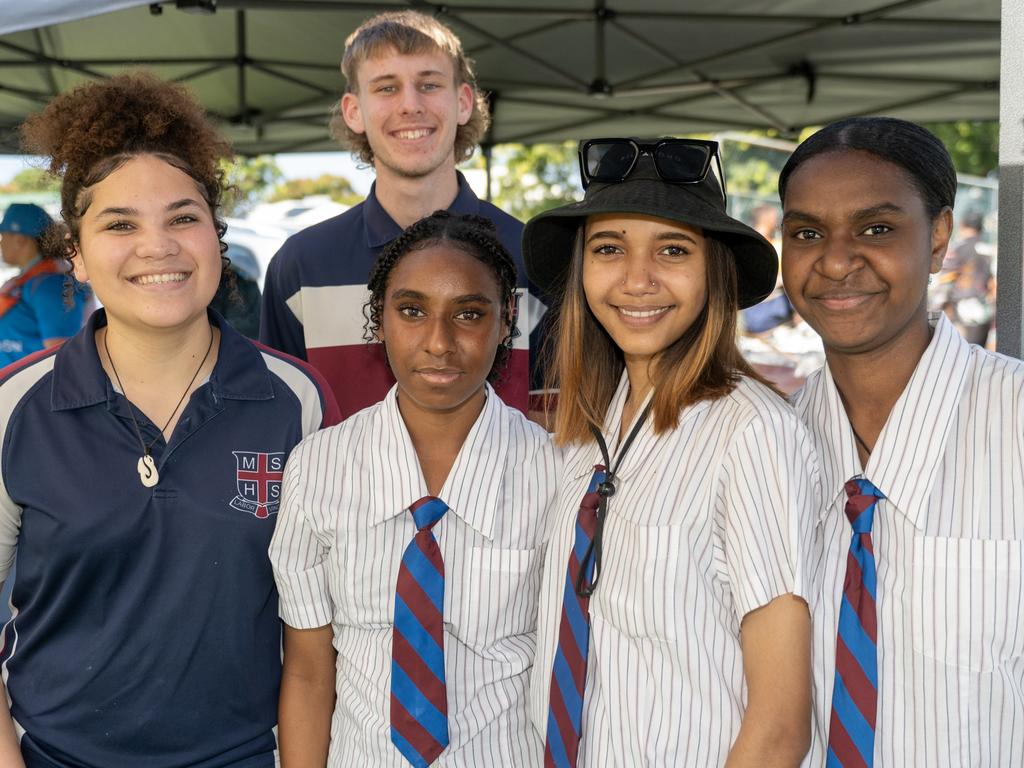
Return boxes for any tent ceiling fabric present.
[0,0,1000,155]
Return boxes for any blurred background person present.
[930,209,994,345]
[740,203,793,335]
[0,203,88,366]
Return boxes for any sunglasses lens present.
[585,141,638,181]
[654,142,712,182]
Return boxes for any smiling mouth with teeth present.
[617,306,671,318]
[393,128,433,140]
[133,272,189,286]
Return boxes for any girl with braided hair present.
[0,72,339,767]
[270,211,557,767]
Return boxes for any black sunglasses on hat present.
[579,137,727,203]
[522,136,778,309]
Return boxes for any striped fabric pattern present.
[270,384,556,767]
[828,478,884,768]
[794,315,1024,767]
[530,373,819,766]
[544,467,605,768]
[392,496,450,767]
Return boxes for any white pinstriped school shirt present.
[530,372,820,766]
[269,384,558,767]
[794,315,1024,767]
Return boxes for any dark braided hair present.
[778,117,956,219]
[363,210,520,383]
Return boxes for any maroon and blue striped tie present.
[544,466,605,768]
[391,496,449,767]
[827,477,885,768]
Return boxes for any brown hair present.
[546,228,777,444]
[330,10,489,165]
[21,71,232,259]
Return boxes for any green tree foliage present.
[467,121,997,224]
[482,142,580,220]
[921,121,998,177]
[269,174,360,206]
[0,167,60,194]
[720,139,786,197]
[221,155,285,216]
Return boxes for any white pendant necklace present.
[103,327,215,488]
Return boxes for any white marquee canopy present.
[0,0,1000,154]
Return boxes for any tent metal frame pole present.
[608,18,788,132]
[997,0,1023,359]
[248,62,335,97]
[172,62,231,84]
[614,0,937,90]
[465,18,579,58]
[419,3,591,91]
[0,39,108,80]
[235,10,248,123]
[210,1,997,29]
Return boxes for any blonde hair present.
[546,228,777,444]
[330,10,489,165]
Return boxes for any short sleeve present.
[0,464,20,586]
[269,437,335,629]
[25,274,85,341]
[719,404,821,620]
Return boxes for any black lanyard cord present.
[575,399,653,597]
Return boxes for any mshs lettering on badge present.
[230,451,285,518]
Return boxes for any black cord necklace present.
[850,422,872,456]
[103,327,215,488]
[576,398,653,597]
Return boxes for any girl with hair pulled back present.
[779,116,1024,766]
[0,72,338,768]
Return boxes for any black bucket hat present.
[522,148,778,309]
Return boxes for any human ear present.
[929,206,954,274]
[66,233,88,284]
[456,82,474,127]
[340,92,365,135]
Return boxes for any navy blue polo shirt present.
[0,310,339,768]
[259,172,548,419]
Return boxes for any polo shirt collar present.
[816,314,971,529]
[50,309,275,411]
[370,382,507,540]
[363,171,483,249]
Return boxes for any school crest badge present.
[230,451,285,518]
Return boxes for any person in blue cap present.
[0,202,89,366]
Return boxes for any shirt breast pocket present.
[596,520,683,642]
[912,535,1024,672]
[450,546,540,650]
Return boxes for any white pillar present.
[998,0,1024,358]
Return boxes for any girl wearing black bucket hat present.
[524,138,820,767]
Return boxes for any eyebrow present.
[389,289,494,305]
[94,199,203,218]
[851,203,906,219]
[586,230,700,245]
[367,69,446,85]
[783,202,906,225]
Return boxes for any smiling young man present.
[260,11,543,420]
[780,117,1024,767]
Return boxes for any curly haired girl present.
[0,72,339,768]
